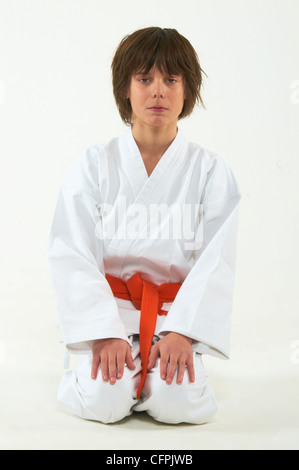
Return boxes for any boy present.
[48,27,241,424]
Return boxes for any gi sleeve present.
[48,146,131,354]
[158,155,241,360]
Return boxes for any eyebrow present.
[134,72,181,78]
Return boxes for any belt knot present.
[105,272,182,399]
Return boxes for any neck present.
[131,122,178,160]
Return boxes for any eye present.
[166,78,177,84]
[138,78,150,84]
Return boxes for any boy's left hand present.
[147,332,195,385]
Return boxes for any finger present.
[159,353,170,380]
[125,348,136,371]
[176,359,186,384]
[186,356,195,383]
[148,344,159,370]
[165,356,178,384]
[116,352,125,380]
[108,354,117,384]
[91,353,101,380]
[100,354,109,382]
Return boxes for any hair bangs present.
[132,30,185,77]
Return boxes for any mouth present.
[148,106,168,112]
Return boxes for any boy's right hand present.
[91,338,135,384]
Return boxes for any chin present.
[147,117,171,127]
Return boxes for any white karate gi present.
[48,127,241,424]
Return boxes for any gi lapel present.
[106,127,189,255]
[123,127,189,204]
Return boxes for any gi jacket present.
[48,128,241,360]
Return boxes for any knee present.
[145,373,218,425]
[83,376,135,423]
[57,362,136,424]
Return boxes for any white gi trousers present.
[57,336,217,425]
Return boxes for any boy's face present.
[127,65,185,130]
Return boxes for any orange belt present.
[105,272,182,399]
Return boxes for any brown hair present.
[111,27,207,125]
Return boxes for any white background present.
[0,0,298,450]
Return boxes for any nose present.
[151,79,165,98]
